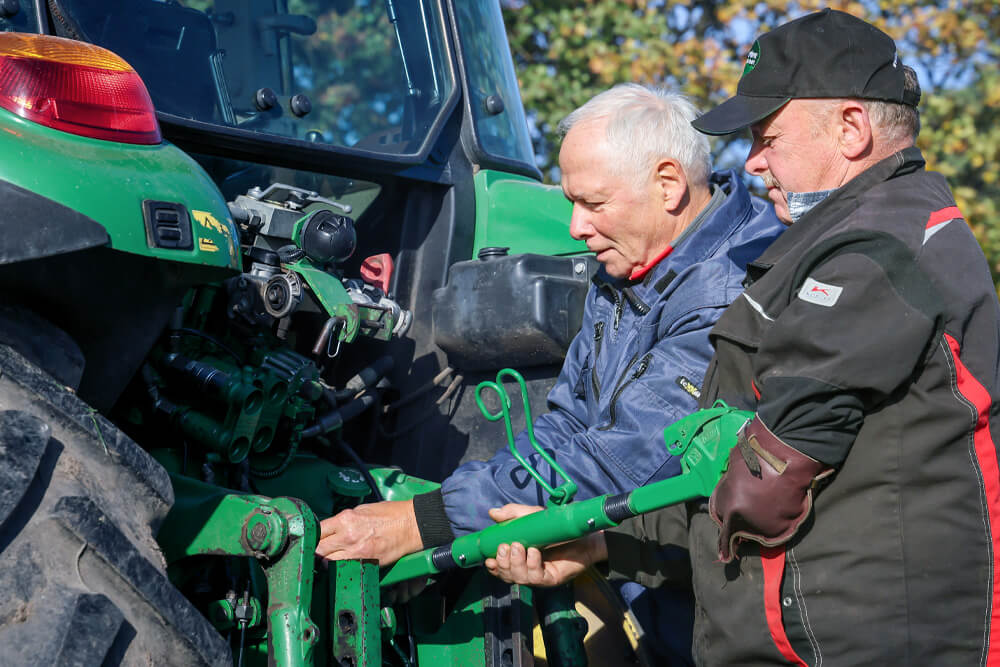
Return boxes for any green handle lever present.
[380,402,751,587]
[475,368,578,506]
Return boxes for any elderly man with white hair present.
[317,83,783,658]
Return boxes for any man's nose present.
[744,142,767,176]
[569,206,591,240]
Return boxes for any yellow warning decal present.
[192,209,231,238]
[199,238,219,252]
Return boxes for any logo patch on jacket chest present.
[797,277,843,307]
[676,376,702,399]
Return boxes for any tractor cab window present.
[453,0,535,170]
[0,0,40,35]
[51,0,455,157]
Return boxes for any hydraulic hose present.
[333,355,394,402]
[302,392,377,439]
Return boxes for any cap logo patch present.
[798,277,843,307]
[743,42,760,75]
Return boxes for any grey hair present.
[864,65,921,145]
[807,65,922,148]
[558,83,712,188]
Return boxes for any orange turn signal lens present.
[0,32,161,144]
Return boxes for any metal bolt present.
[574,262,586,275]
[380,607,397,631]
[247,520,270,552]
[458,554,467,564]
[484,94,505,115]
[782,596,793,607]
[289,93,312,117]
[586,518,596,528]
[253,87,277,111]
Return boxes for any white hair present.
[558,83,712,188]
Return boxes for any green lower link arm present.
[380,403,752,587]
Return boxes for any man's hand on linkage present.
[484,503,609,587]
[316,499,423,566]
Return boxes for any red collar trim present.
[629,244,674,281]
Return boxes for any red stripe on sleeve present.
[926,206,963,228]
[945,333,1000,664]
[760,546,809,667]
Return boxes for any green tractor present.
[0,1,609,665]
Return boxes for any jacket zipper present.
[597,281,625,333]
[591,321,605,400]
[621,286,650,316]
[598,352,653,431]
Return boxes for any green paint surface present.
[0,108,238,270]
[472,169,587,258]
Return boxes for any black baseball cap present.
[693,9,919,136]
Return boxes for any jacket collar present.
[748,146,925,276]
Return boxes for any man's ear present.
[837,101,873,160]
[655,158,687,214]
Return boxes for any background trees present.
[502,0,1000,289]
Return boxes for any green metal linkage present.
[330,560,381,667]
[380,403,752,587]
[368,467,441,502]
[265,496,320,667]
[476,368,577,506]
[286,259,398,344]
[412,571,533,666]
[158,474,320,666]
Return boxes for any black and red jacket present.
[607,147,1000,664]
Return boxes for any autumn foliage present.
[503,0,1000,291]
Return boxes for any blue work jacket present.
[439,170,784,535]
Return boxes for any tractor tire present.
[0,343,232,666]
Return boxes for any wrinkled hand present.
[316,499,423,566]
[484,504,608,588]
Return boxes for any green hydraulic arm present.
[158,474,321,666]
[380,401,752,587]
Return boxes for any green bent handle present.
[380,404,752,587]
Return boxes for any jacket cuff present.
[412,489,455,548]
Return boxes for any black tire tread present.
[0,346,231,666]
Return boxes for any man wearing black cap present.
[488,9,1000,664]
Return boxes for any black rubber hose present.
[302,392,376,439]
[334,355,394,402]
[174,328,244,366]
[249,435,299,479]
